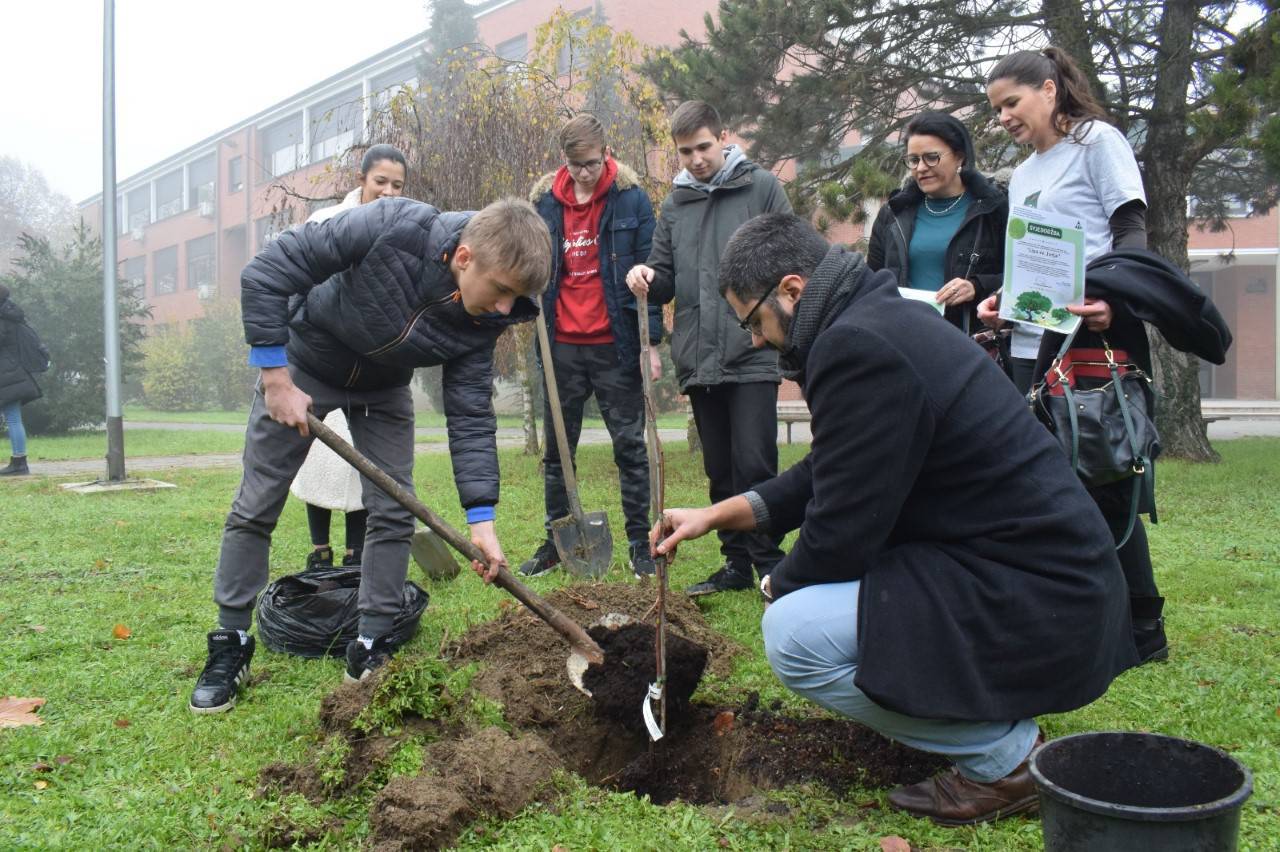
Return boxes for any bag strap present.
[1106,336,1150,549]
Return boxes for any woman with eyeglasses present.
[866,111,1008,333]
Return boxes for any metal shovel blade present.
[409,527,461,581]
[551,510,613,578]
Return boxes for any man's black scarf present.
[779,245,867,381]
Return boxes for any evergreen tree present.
[1,223,149,433]
[647,0,1280,460]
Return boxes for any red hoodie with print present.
[552,158,617,344]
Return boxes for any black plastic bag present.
[257,566,429,658]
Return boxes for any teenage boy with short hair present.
[190,197,551,714]
[520,113,661,579]
[626,101,791,596]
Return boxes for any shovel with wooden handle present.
[305,412,605,669]
[534,309,614,578]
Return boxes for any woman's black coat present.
[755,263,1137,722]
[0,298,41,407]
[866,171,1009,331]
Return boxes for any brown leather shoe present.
[887,741,1041,825]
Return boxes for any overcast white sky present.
[1,0,431,203]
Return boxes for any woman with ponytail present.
[979,47,1166,665]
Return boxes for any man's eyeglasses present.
[567,157,605,171]
[738,279,781,333]
[901,151,943,170]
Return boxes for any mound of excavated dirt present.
[450,582,737,729]
[582,622,708,733]
[369,727,563,851]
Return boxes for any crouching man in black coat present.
[190,197,551,715]
[654,213,1137,825]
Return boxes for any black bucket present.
[1030,732,1253,851]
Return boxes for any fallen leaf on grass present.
[0,697,46,727]
[552,846,570,852]
[712,710,736,736]
[880,837,913,852]
[55,755,72,765]
[34,780,48,790]
[32,761,52,772]
[112,624,132,640]
[27,624,46,633]
[113,718,131,728]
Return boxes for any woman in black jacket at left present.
[0,284,39,476]
[866,112,1008,332]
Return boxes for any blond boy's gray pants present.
[214,366,415,639]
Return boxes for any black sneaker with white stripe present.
[629,540,657,578]
[189,630,255,714]
[345,635,395,683]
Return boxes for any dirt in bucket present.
[255,582,948,850]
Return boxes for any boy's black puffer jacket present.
[240,197,539,509]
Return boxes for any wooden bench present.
[773,400,1279,443]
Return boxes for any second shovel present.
[534,309,613,577]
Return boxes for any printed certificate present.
[999,205,1084,334]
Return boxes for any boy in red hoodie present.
[521,114,661,578]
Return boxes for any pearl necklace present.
[923,192,965,216]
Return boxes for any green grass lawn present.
[1,440,1276,849]
[27,429,249,461]
[123,406,687,431]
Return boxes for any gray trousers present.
[214,366,415,638]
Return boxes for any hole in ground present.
[258,583,948,850]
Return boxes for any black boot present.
[1131,595,1168,664]
[0,455,29,476]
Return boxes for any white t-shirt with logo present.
[1006,121,1146,358]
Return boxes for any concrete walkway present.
[17,417,1278,480]
[27,427,691,479]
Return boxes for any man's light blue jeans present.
[762,580,1039,782]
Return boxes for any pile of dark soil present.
[258,583,948,850]
[369,727,563,850]
[582,622,708,732]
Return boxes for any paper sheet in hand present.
[999,205,1084,334]
[898,287,946,315]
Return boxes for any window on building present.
[120,256,146,295]
[186,235,215,290]
[556,11,593,75]
[154,246,179,295]
[310,86,363,163]
[156,169,183,220]
[1188,195,1251,218]
[228,156,244,193]
[255,211,293,250]
[496,33,528,66]
[127,186,150,231]
[370,61,417,111]
[188,154,217,209]
[260,114,304,178]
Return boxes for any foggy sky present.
[1,0,430,204]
